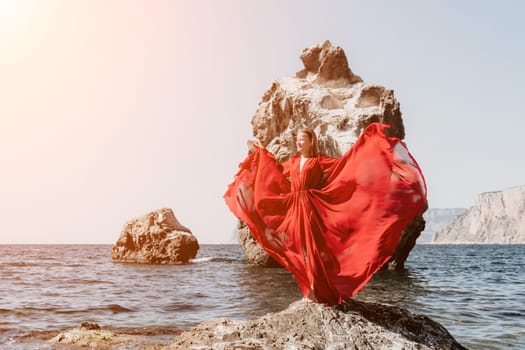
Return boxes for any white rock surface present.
[251,41,405,162]
[432,186,525,244]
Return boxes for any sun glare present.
[0,0,51,66]
[0,0,41,44]
[0,0,17,10]
[0,0,19,24]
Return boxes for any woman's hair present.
[298,127,319,156]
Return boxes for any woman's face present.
[296,132,313,156]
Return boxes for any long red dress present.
[224,123,427,305]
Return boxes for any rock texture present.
[418,208,466,243]
[50,322,138,348]
[48,322,179,349]
[164,299,467,350]
[433,186,525,244]
[112,208,199,264]
[252,41,404,163]
[240,40,426,268]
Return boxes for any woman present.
[224,123,427,305]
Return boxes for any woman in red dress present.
[224,123,427,305]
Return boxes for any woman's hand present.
[248,140,263,153]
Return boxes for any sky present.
[1,0,524,244]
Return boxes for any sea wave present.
[0,261,42,267]
[190,256,243,264]
[67,278,115,285]
[1,304,135,316]
[189,257,214,264]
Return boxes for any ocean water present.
[0,244,523,349]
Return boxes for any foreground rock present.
[48,322,180,349]
[164,299,467,350]
[433,186,525,244]
[112,208,199,264]
[240,40,426,268]
[50,322,137,348]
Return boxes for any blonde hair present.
[298,128,319,156]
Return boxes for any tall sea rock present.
[239,40,427,269]
[432,186,525,244]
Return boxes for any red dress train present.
[224,123,427,305]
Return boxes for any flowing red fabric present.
[224,123,427,305]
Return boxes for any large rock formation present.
[112,208,199,264]
[433,186,525,244]
[164,299,466,350]
[239,40,426,269]
[418,208,466,244]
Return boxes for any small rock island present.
[112,208,199,264]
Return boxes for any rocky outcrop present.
[50,322,138,348]
[240,40,426,268]
[49,301,466,350]
[112,208,199,264]
[418,208,466,243]
[251,41,405,163]
[433,186,525,244]
[48,322,180,349]
[164,299,466,350]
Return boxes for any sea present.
[0,244,523,349]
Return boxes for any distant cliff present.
[417,208,466,244]
[432,186,525,244]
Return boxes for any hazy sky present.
[1,1,524,244]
